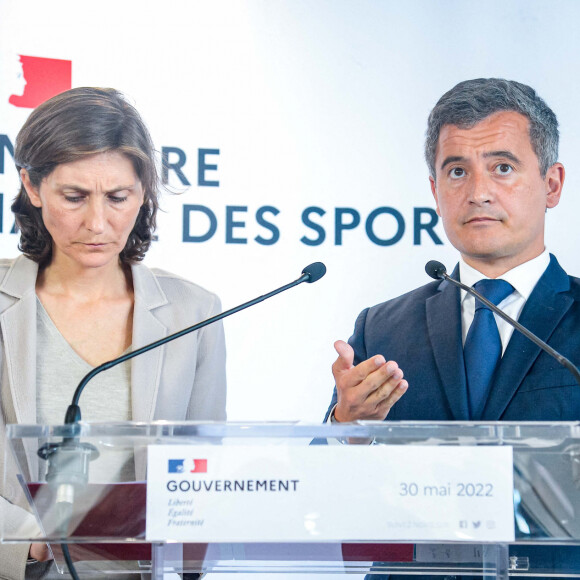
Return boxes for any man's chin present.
[455,242,506,261]
[459,247,512,267]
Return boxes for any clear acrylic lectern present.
[3,421,580,578]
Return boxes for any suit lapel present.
[130,264,168,422]
[481,256,572,419]
[426,265,470,420]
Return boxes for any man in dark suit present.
[326,78,580,424]
[325,77,580,578]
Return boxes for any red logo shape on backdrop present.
[9,55,72,109]
[190,459,208,473]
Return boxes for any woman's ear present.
[20,169,42,208]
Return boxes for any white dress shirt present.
[459,250,550,354]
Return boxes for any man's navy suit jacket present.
[325,254,580,421]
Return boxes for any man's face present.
[430,111,564,277]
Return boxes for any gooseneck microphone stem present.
[65,262,326,423]
[425,260,580,387]
[62,544,80,580]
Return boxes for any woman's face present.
[21,151,145,271]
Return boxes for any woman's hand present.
[29,542,51,562]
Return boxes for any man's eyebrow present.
[440,156,465,171]
[439,151,522,172]
[482,150,521,165]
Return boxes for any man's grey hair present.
[425,78,559,178]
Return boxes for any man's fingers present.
[369,377,408,409]
[332,339,409,422]
[333,341,388,388]
[333,340,354,370]
[341,356,393,394]
[335,357,406,417]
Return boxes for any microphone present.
[425,260,447,281]
[425,260,580,386]
[302,261,326,283]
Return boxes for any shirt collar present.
[458,249,550,304]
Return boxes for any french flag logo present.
[191,459,208,473]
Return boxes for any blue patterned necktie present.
[464,279,514,419]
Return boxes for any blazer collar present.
[0,255,39,300]
[426,263,470,420]
[481,254,572,419]
[130,263,169,421]
[131,263,168,311]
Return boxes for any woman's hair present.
[12,87,159,266]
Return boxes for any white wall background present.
[2,1,580,577]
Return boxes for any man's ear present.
[430,176,441,216]
[545,162,565,209]
[20,169,42,208]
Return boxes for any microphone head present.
[302,262,326,283]
[425,260,447,280]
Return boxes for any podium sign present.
[146,444,515,542]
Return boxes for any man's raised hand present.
[332,340,408,422]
